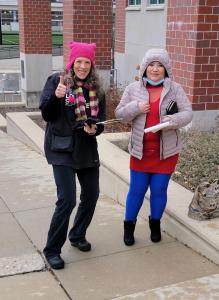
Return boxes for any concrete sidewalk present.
[1,129,219,299]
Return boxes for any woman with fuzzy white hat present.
[115,48,193,246]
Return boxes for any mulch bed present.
[0,88,130,133]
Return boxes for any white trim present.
[126,5,141,11]
[145,4,165,11]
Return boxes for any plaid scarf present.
[65,81,99,121]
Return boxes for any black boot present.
[149,217,161,243]
[124,220,136,246]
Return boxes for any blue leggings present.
[125,170,171,221]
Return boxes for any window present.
[1,10,18,26]
[146,0,165,10]
[128,0,141,5]
[51,11,63,31]
[149,0,165,4]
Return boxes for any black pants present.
[43,165,99,257]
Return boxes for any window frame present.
[126,0,141,11]
[149,0,165,5]
[146,0,165,11]
[128,0,141,6]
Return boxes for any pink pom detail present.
[69,95,75,104]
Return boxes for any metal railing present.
[0,45,63,59]
[0,72,21,102]
[0,91,21,102]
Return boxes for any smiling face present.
[73,57,92,80]
[146,61,165,82]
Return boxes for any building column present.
[115,0,126,54]
[18,0,52,107]
[114,0,127,85]
[63,0,112,90]
[166,0,219,130]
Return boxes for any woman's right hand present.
[55,75,66,98]
[138,102,150,113]
[84,123,97,135]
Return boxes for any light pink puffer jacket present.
[115,48,193,160]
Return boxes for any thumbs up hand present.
[55,75,67,98]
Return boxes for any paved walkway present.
[1,127,219,299]
[1,56,219,299]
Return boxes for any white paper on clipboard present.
[144,121,170,133]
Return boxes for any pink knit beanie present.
[66,41,96,71]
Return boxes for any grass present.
[52,34,63,45]
[2,33,19,45]
[1,32,63,45]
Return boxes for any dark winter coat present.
[39,73,106,169]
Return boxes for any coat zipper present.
[160,131,164,159]
[175,130,178,146]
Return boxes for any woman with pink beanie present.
[40,41,106,269]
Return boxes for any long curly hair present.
[64,65,103,97]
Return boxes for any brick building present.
[0,0,63,32]
[62,0,112,89]
[115,0,219,130]
[19,0,52,106]
[18,0,112,107]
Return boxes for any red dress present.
[130,86,178,174]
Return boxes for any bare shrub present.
[172,129,219,191]
[104,86,131,133]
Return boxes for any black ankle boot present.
[124,220,136,246]
[149,217,161,243]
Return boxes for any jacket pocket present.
[51,134,73,152]
[166,100,178,115]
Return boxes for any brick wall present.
[166,0,219,111]
[63,0,112,70]
[115,0,127,53]
[19,0,52,54]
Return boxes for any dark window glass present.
[150,0,165,4]
[128,0,141,5]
